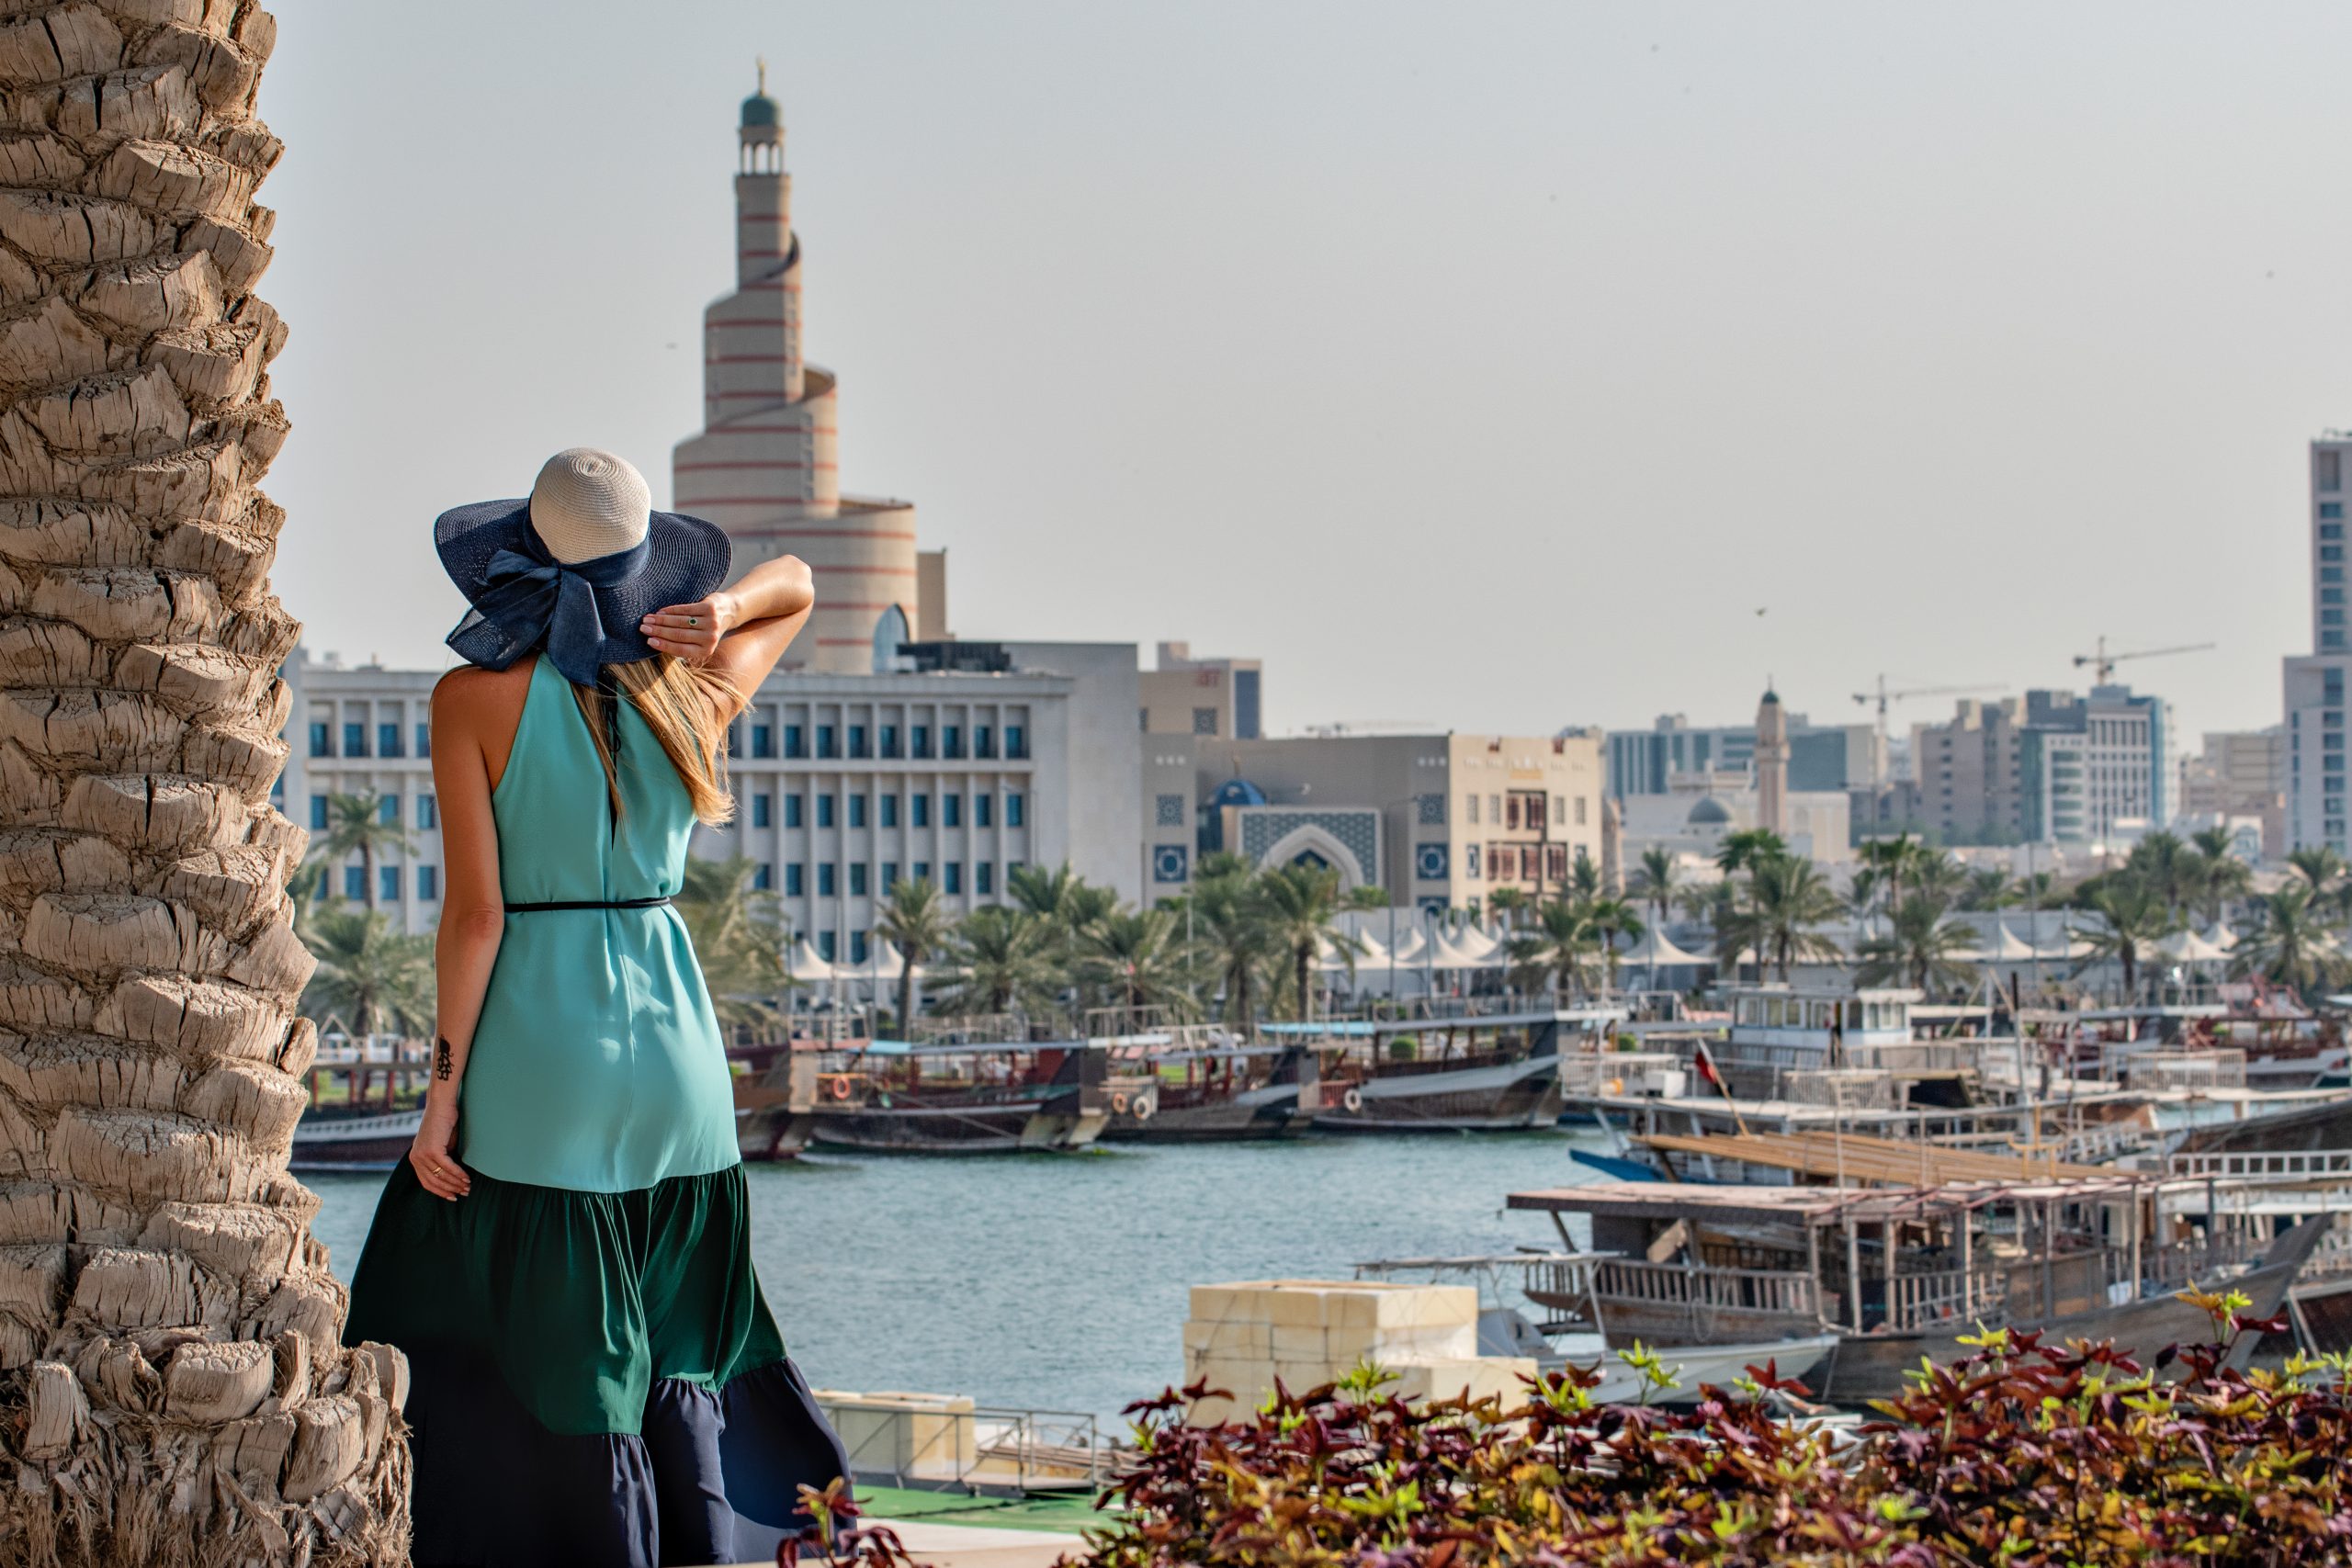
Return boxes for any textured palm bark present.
[0,3,410,1562]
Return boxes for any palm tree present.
[2073,878,2176,1002]
[311,789,416,913]
[1714,829,1787,877]
[1256,862,1357,1021]
[2231,885,2349,999]
[301,908,436,1038]
[1507,898,1597,1006]
[1905,848,1970,908]
[1856,833,1919,918]
[2289,845,2347,895]
[1078,909,1197,1019]
[1631,847,1679,931]
[1959,867,2017,911]
[0,28,412,1541]
[1853,895,1979,993]
[2186,847,2254,931]
[941,907,1062,1016]
[1008,861,1116,943]
[674,854,789,1032]
[1193,873,1279,1032]
[874,876,955,1032]
[1487,885,1531,931]
[1567,850,1602,904]
[2127,830,2196,914]
[1584,897,1645,993]
[1726,856,1846,980]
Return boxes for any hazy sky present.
[260,3,2344,745]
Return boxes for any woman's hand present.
[409,1105,470,1201]
[640,591,740,665]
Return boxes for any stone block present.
[1271,1325,1329,1362]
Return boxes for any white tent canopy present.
[2153,927,2233,964]
[1960,924,2043,964]
[1617,926,1710,969]
[1427,929,1495,968]
[786,937,837,983]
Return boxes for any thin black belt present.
[503,896,674,913]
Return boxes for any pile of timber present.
[1634,1128,2112,1187]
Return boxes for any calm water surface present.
[308,1132,1608,1422]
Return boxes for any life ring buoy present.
[826,1074,854,1101]
[1111,1090,1131,1116]
[1341,1087,1364,1114]
[1132,1092,1157,1122]
[1607,1077,1624,1096]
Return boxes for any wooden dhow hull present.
[802,1097,1105,1154]
[288,1108,423,1172]
[1315,1053,1565,1134]
[1102,1081,1306,1143]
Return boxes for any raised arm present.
[409,669,509,1200]
[638,553,816,709]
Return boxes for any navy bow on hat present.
[455,533,652,686]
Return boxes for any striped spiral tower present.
[672,64,920,672]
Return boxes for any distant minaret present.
[1755,684,1789,838]
[673,62,920,672]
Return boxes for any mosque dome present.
[1210,778,1269,809]
[741,92,780,130]
[1687,795,1732,826]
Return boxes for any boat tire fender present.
[1341,1087,1364,1114]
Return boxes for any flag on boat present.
[1693,1042,1722,1087]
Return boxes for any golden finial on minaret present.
[756,57,767,95]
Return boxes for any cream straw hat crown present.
[526,448,653,564]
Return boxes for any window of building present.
[2326,524,2346,543]
[881,794,899,829]
[943,725,964,760]
[752,723,774,758]
[818,931,836,962]
[944,863,963,895]
[2325,567,2344,584]
[418,794,436,829]
[379,795,399,825]
[309,795,328,830]
[818,863,837,897]
[752,863,772,891]
[309,721,331,758]
[2325,502,2345,520]
[849,863,868,897]
[912,725,932,759]
[786,794,804,829]
[417,866,438,901]
[944,794,962,829]
[785,724,806,759]
[378,722,402,759]
[883,861,899,891]
[2330,630,2348,650]
[2327,547,2346,563]
[1488,795,1501,823]
[1575,796,1588,826]
[1192,707,1218,736]
[912,794,930,829]
[416,722,431,759]
[1545,844,1568,882]
[976,794,992,829]
[817,794,836,829]
[380,866,401,902]
[2327,609,2346,626]
[977,863,993,896]
[786,863,805,897]
[1465,844,1482,878]
[1005,724,1026,759]
[344,865,366,901]
[343,722,367,758]
[817,725,837,760]
[851,931,868,964]
[975,725,994,760]
[1465,795,1479,825]
[913,860,932,884]
[849,794,867,829]
[270,773,283,805]
[727,722,742,759]
[880,724,900,759]
[2323,449,2343,491]
[849,725,869,759]
[752,793,772,829]
[1006,792,1024,828]
[1417,794,1444,826]
[1156,793,1183,827]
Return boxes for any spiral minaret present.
[673,64,920,672]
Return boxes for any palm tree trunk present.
[1295,944,1311,1024]
[0,8,409,1557]
[897,966,914,1038]
[359,840,375,912]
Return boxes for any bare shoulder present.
[434,660,532,725]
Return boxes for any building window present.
[817,931,836,962]
[752,793,772,829]
[977,863,993,896]
[2328,631,2348,650]
[849,863,868,896]
[817,725,837,760]
[849,725,869,759]
[727,722,742,759]
[880,725,900,759]
[819,863,837,897]
[912,725,932,759]
[418,794,436,829]
[1417,794,1445,826]
[881,794,899,829]
[344,865,366,901]
[944,794,962,829]
[343,722,367,758]
[2325,567,2344,584]
[1488,795,1501,824]
[943,725,964,760]
[752,863,772,891]
[975,725,994,760]
[1156,793,1184,827]
[1192,707,1218,736]
[817,794,836,829]
[786,794,804,829]
[1006,725,1026,759]
[379,795,400,826]
[378,722,402,759]
[416,722,431,759]
[752,723,774,758]
[309,795,328,830]
[849,794,867,829]
[308,721,331,758]
[785,724,806,759]
[417,866,438,900]
[2326,524,2345,543]
[913,860,932,884]
[1006,792,1024,828]
[786,863,805,897]
[2323,449,2342,491]
[1545,844,1568,882]
[944,863,963,895]
[851,931,868,964]
[270,773,283,805]
[380,866,401,903]
[912,795,930,829]
[973,794,990,828]
[882,861,899,891]
[1575,795,1588,826]
[2324,502,2345,520]
[1465,795,1479,825]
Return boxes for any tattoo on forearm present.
[435,1037,454,1080]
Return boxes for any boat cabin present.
[1722,985,1919,1068]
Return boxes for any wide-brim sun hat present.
[436,447,731,686]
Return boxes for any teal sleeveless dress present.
[344,656,845,1568]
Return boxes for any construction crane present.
[1852,676,2007,750]
[2073,636,2216,684]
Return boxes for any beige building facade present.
[1140,642,1263,740]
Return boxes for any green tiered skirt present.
[345,1163,846,1568]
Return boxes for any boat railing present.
[1781,1069,1896,1111]
[2170,1149,2352,1181]
[1885,1262,2013,1329]
[2303,1231,2352,1283]
[2123,1050,2248,1090]
[1591,1258,1819,1319]
[822,1394,1109,1493]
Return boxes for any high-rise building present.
[2181,728,2287,859]
[671,67,927,674]
[1605,712,1881,799]
[1908,686,2169,845]
[2286,434,2352,855]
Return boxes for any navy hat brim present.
[435,498,732,675]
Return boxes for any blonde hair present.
[569,657,741,826]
